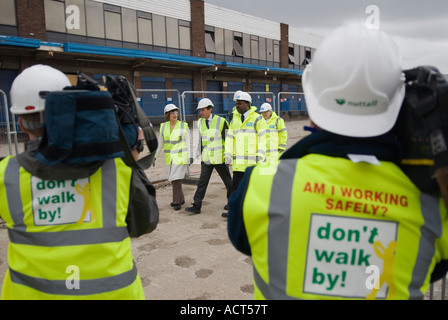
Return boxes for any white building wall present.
[93,0,322,49]
[93,0,191,21]
[204,3,281,41]
[289,27,322,48]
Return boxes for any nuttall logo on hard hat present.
[335,99,378,107]
[335,99,346,106]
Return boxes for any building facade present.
[0,0,321,121]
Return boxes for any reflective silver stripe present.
[264,159,297,299]
[233,155,257,161]
[279,144,286,148]
[251,159,298,299]
[101,160,117,228]
[408,193,443,299]
[233,129,257,134]
[170,147,188,154]
[5,158,26,232]
[254,116,262,128]
[208,145,224,152]
[275,117,280,126]
[214,116,222,141]
[253,268,299,300]
[179,121,185,138]
[266,149,280,153]
[8,227,129,246]
[258,129,266,137]
[167,140,184,145]
[279,128,287,133]
[257,149,266,155]
[9,262,138,296]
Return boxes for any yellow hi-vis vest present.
[265,112,287,165]
[242,154,448,300]
[160,120,189,165]
[225,106,267,172]
[0,157,144,300]
[198,115,227,165]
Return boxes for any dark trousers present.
[193,162,232,208]
[172,179,185,204]
[229,171,246,196]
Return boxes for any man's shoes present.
[224,204,229,210]
[185,205,201,214]
[221,212,228,218]
[173,204,181,211]
[171,201,185,207]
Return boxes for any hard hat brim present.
[303,69,406,138]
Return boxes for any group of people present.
[155,91,288,218]
[1,22,448,300]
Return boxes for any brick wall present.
[16,0,47,41]
[280,23,289,69]
[190,0,205,59]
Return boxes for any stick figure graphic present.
[75,182,97,224]
[366,240,397,300]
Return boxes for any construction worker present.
[0,65,158,300]
[227,24,448,299]
[185,98,232,214]
[156,103,191,210]
[223,91,267,218]
[259,102,288,166]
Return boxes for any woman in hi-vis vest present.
[156,104,191,210]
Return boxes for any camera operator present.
[0,65,158,300]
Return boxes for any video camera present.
[75,72,158,169]
[394,66,448,206]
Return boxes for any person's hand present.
[225,156,232,164]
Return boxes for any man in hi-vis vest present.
[0,65,158,300]
[224,92,267,218]
[185,98,232,214]
[227,24,448,300]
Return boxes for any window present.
[232,35,244,57]
[104,4,122,40]
[0,0,16,26]
[205,31,216,53]
[153,14,166,47]
[288,45,296,64]
[122,8,137,43]
[137,12,152,44]
[86,0,104,38]
[251,36,259,60]
[306,48,311,59]
[44,0,66,32]
[179,20,191,50]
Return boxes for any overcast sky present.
[204,0,448,74]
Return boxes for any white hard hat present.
[259,103,272,112]
[233,90,243,101]
[235,91,252,103]
[197,98,214,110]
[302,23,405,137]
[10,64,71,115]
[164,103,179,114]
